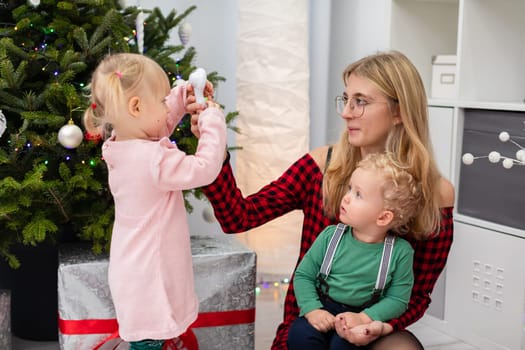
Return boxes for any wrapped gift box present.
[58,235,256,350]
[0,289,11,350]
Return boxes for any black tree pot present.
[0,242,59,341]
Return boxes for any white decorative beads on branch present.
[136,9,144,55]
[462,131,525,169]
[178,22,192,46]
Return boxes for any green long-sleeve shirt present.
[294,225,414,321]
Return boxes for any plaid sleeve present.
[203,152,329,350]
[201,152,315,233]
[388,207,454,330]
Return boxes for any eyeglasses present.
[335,95,391,118]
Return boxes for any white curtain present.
[235,0,310,276]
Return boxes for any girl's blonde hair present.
[357,153,423,235]
[323,50,441,240]
[83,53,166,138]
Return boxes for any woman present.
[196,50,454,349]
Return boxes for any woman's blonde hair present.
[83,53,166,138]
[323,50,441,240]
[357,153,423,235]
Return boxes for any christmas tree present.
[0,0,237,268]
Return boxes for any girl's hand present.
[188,100,222,141]
[186,81,215,109]
[187,81,219,139]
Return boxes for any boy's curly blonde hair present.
[357,152,423,235]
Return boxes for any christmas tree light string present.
[255,277,291,296]
[462,127,525,169]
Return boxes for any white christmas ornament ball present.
[499,131,510,142]
[502,158,514,169]
[462,153,474,165]
[488,151,501,163]
[516,149,525,162]
[28,0,40,7]
[178,22,192,46]
[0,110,6,138]
[202,206,217,223]
[58,122,84,149]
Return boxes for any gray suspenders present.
[316,223,396,305]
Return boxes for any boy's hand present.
[304,309,335,332]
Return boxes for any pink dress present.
[102,86,226,341]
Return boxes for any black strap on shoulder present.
[324,146,333,174]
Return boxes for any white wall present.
[325,0,391,143]
[149,0,239,115]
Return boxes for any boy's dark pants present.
[287,297,365,350]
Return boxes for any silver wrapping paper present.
[0,289,11,350]
[191,235,256,350]
[57,244,117,350]
[58,235,256,350]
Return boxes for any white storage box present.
[431,55,457,99]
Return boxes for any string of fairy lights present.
[255,278,291,296]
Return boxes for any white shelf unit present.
[388,1,525,349]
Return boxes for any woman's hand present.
[335,311,370,329]
[304,309,336,333]
[335,318,390,346]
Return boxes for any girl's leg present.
[129,339,165,350]
[287,316,329,350]
[368,330,424,350]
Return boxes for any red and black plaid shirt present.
[202,152,454,350]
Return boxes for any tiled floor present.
[12,275,480,350]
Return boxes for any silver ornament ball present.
[58,122,84,149]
